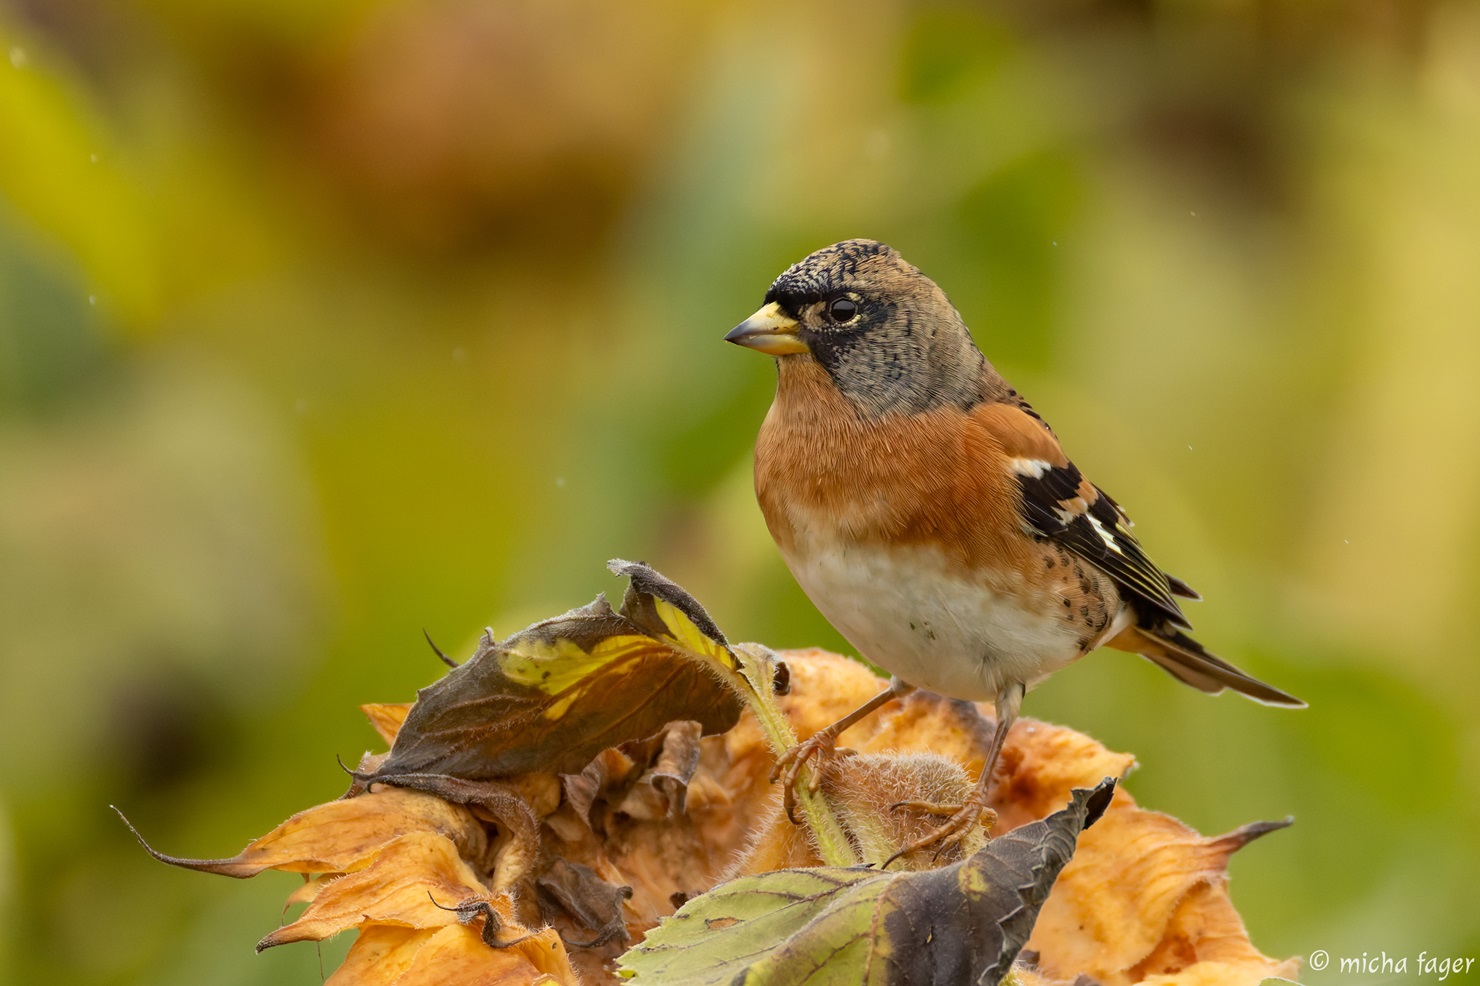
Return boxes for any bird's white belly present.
[781,539,1083,702]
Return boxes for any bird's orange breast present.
[753,358,1042,585]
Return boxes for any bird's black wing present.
[1012,457,1193,629]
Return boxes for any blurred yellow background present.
[3,1,1478,982]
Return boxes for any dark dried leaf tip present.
[608,558,729,647]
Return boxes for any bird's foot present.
[770,730,854,825]
[883,791,997,868]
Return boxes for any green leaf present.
[618,779,1116,986]
[365,561,743,781]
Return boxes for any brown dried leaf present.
[122,787,487,878]
[364,703,414,745]
[1028,808,1293,985]
[310,775,548,911]
[259,830,487,948]
[991,718,1139,831]
[562,747,637,828]
[328,923,577,986]
[561,720,710,830]
[537,858,633,947]
[1128,881,1301,984]
[390,924,575,986]
[328,925,431,984]
[367,563,742,783]
[615,720,706,820]
[540,726,773,941]
[284,875,326,909]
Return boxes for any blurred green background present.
[3,1,1478,982]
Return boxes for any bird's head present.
[725,239,988,416]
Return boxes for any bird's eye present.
[827,297,859,324]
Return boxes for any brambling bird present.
[726,239,1303,862]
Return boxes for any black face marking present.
[803,296,895,370]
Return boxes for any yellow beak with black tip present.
[724,302,810,356]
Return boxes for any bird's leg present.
[883,681,1024,868]
[771,676,915,824]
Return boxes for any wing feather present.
[977,402,1194,628]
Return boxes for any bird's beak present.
[724,302,809,356]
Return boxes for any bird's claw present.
[771,732,850,824]
[888,798,965,819]
[882,795,997,869]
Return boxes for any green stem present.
[728,645,858,868]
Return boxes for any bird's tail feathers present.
[1108,625,1305,708]
[1166,574,1202,600]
